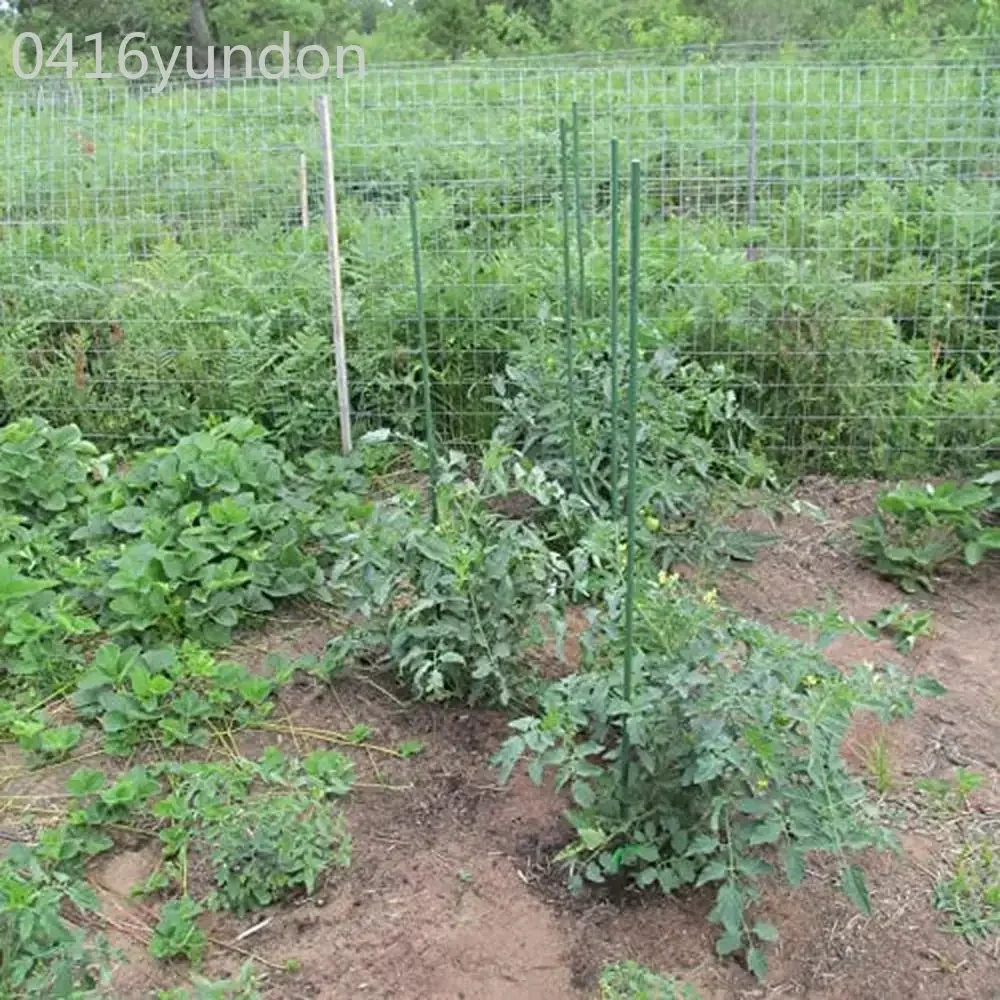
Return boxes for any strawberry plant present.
[68,749,355,919]
[0,417,107,520]
[0,556,100,708]
[6,713,83,764]
[71,641,277,754]
[855,471,1000,591]
[0,843,112,999]
[157,963,263,1000]
[72,418,339,644]
[494,575,945,980]
[150,897,207,964]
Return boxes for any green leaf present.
[148,675,174,697]
[0,562,56,602]
[783,848,805,887]
[914,675,946,697]
[691,755,725,783]
[709,881,744,935]
[687,834,720,856]
[108,505,147,534]
[748,818,784,846]
[715,929,742,956]
[66,769,106,796]
[752,921,779,942]
[747,946,768,981]
[571,780,595,809]
[841,864,871,915]
[579,827,606,851]
[964,539,985,566]
[696,860,728,886]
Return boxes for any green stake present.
[609,137,621,519]
[408,173,438,523]
[572,100,587,319]
[619,158,641,800]
[559,117,580,496]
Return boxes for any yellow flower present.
[756,777,769,791]
[702,589,718,608]
[802,674,819,687]
[658,570,669,586]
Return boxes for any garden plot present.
[0,410,997,1000]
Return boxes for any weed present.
[868,604,934,654]
[598,961,701,1000]
[205,792,351,915]
[917,769,985,814]
[933,837,1000,942]
[865,731,895,795]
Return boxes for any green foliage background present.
[0,5,998,475]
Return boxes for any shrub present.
[332,455,568,705]
[494,575,945,979]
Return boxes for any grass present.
[866,729,895,796]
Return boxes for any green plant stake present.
[408,173,439,522]
[609,137,621,519]
[619,158,642,799]
[572,101,587,319]
[559,117,580,496]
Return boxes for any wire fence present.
[0,56,998,474]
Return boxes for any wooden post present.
[298,152,310,229]
[316,95,352,455]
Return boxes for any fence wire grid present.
[1,57,998,474]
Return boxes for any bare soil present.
[4,477,1000,1000]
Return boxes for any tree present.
[416,0,483,58]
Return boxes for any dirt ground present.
[5,477,1000,1000]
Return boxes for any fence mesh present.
[1,57,998,473]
